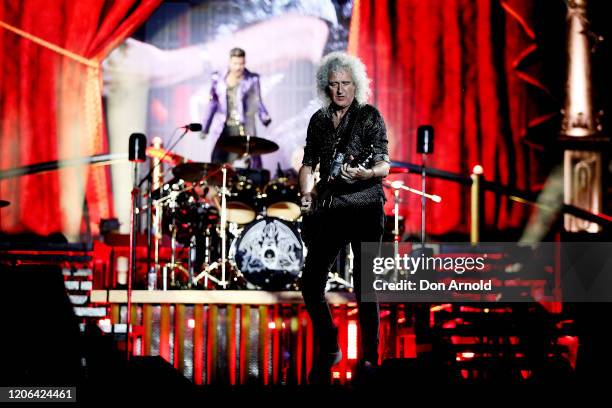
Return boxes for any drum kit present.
[146,135,304,291]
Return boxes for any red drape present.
[348,0,557,236]
[0,0,160,238]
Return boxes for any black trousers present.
[211,125,262,169]
[301,205,384,363]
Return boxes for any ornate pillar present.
[561,0,606,232]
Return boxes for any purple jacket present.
[202,68,271,140]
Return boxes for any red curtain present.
[0,0,160,238]
[348,0,558,236]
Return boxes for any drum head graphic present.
[232,218,303,290]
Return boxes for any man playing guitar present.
[299,51,390,385]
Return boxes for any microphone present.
[181,123,203,132]
[417,125,434,154]
[129,133,147,162]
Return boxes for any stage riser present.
[106,303,406,385]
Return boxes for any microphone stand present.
[420,154,431,256]
[127,158,139,360]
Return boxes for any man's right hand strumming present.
[300,191,316,214]
[299,164,317,215]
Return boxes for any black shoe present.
[307,348,342,385]
[353,359,378,387]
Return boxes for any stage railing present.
[389,160,612,241]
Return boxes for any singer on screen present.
[202,47,272,169]
[298,51,390,385]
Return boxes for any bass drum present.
[229,217,304,290]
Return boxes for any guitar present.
[300,147,374,246]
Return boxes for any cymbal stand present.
[383,180,442,277]
[220,166,228,288]
[170,224,177,288]
[198,229,220,288]
[160,191,188,289]
[153,202,162,288]
[240,134,253,168]
[327,243,354,290]
[192,165,230,288]
[393,186,401,282]
[383,180,441,203]
[161,192,178,290]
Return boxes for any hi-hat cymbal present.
[217,136,279,155]
[172,162,235,184]
[0,199,9,208]
[146,146,185,165]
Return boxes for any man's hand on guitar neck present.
[340,155,390,183]
[340,163,374,183]
[340,155,373,183]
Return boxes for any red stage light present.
[347,321,358,360]
[457,352,475,361]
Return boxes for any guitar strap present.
[330,103,364,164]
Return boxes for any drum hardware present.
[142,165,333,292]
[136,125,206,291]
[160,192,192,289]
[225,175,261,224]
[143,177,222,289]
[235,167,270,187]
[138,162,232,290]
[326,244,354,291]
[262,178,301,221]
[382,178,441,279]
[192,165,233,288]
[140,132,305,291]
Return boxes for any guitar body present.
[300,150,373,248]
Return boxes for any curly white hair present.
[315,51,371,106]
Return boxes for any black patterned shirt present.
[302,101,390,208]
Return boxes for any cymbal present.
[217,136,279,155]
[172,162,234,184]
[0,199,9,208]
[146,146,186,165]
